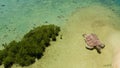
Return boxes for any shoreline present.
[1,4,120,68]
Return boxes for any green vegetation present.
[0,24,60,68]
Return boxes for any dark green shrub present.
[0,24,60,67]
[0,50,3,65]
[3,56,14,68]
[52,34,56,41]
[16,55,35,66]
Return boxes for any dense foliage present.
[0,24,60,68]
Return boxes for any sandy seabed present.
[1,4,120,68]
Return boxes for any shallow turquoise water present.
[0,0,120,48]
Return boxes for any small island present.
[0,24,60,68]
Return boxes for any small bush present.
[52,34,56,41]
[3,56,14,68]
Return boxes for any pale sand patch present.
[1,4,120,68]
[107,31,120,68]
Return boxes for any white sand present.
[107,31,120,68]
[1,4,120,68]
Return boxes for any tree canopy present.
[0,24,60,68]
